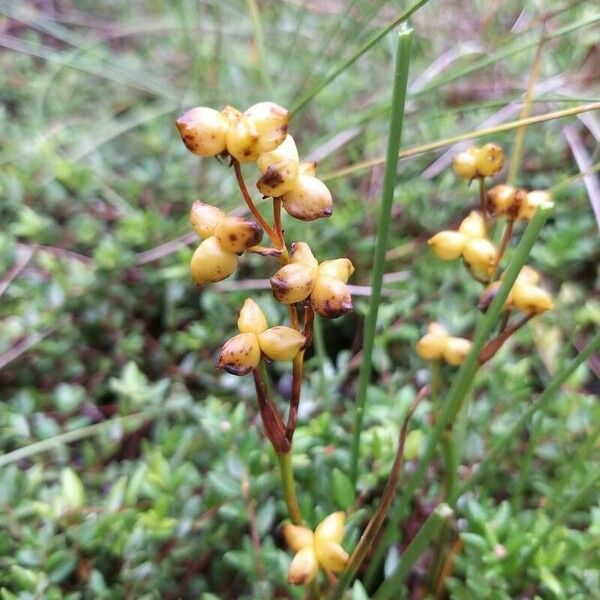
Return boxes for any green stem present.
[277,452,302,525]
[373,504,454,599]
[458,330,600,497]
[290,1,427,114]
[349,26,413,487]
[365,204,553,585]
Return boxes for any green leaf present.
[60,467,85,509]
[332,468,356,510]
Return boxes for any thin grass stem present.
[349,26,413,486]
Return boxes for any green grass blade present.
[348,25,413,487]
[373,504,454,600]
[290,0,428,115]
[365,202,553,585]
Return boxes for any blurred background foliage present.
[0,0,599,598]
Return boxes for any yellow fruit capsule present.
[299,161,317,177]
[237,298,268,335]
[282,175,333,221]
[518,190,552,220]
[318,258,354,283]
[488,184,518,217]
[314,541,349,573]
[216,332,260,376]
[175,107,229,157]
[270,263,316,304]
[283,524,314,552]
[258,327,306,361]
[244,102,290,152]
[452,149,479,179]
[189,201,226,240]
[288,546,319,585]
[314,512,345,544]
[512,283,553,314]
[290,242,319,272]
[190,237,237,285]
[416,331,448,360]
[463,238,497,275]
[443,337,472,366]
[311,276,353,319]
[427,322,448,336]
[226,114,261,162]
[516,265,541,285]
[256,158,299,198]
[427,231,467,260]
[458,211,487,239]
[256,134,299,173]
[221,105,242,124]
[476,143,504,177]
[214,216,263,254]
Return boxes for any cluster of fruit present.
[417,143,553,365]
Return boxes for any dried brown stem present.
[478,312,535,364]
[233,160,278,243]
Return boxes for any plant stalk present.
[349,25,413,486]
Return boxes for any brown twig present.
[286,350,305,443]
[340,385,429,584]
[233,160,278,243]
[434,537,463,599]
[478,312,535,364]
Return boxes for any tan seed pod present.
[175,107,229,157]
[488,184,518,217]
[427,322,448,336]
[443,337,472,366]
[237,298,268,335]
[290,242,319,272]
[221,105,242,124]
[288,546,319,585]
[314,512,345,544]
[189,202,226,240]
[257,134,299,173]
[452,148,479,179]
[258,327,306,361]
[311,276,353,319]
[512,283,553,314]
[256,158,299,198]
[244,102,290,152]
[226,114,261,162]
[518,190,552,221]
[476,143,504,177]
[190,237,237,285]
[314,540,349,573]
[318,258,354,283]
[458,211,487,239]
[299,161,317,177]
[428,231,467,260]
[282,175,333,221]
[216,332,260,376]
[516,265,541,285]
[462,238,497,275]
[416,331,448,360]
[283,524,314,552]
[270,263,316,304]
[214,216,263,254]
